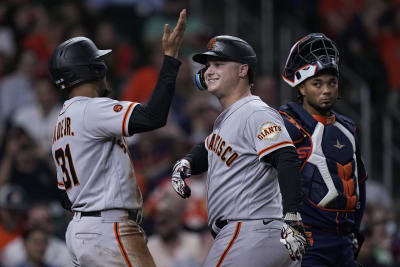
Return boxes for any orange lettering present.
[66,117,71,136]
[221,146,232,161]
[214,135,220,152]
[226,153,238,167]
[209,134,216,150]
[217,141,225,156]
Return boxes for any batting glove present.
[280,212,310,261]
[171,159,192,198]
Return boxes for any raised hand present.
[162,9,187,59]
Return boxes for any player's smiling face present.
[204,58,242,96]
[299,72,338,116]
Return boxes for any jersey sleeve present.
[84,98,139,138]
[245,108,295,160]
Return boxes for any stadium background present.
[0,0,399,266]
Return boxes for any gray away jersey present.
[51,96,142,212]
[205,95,295,228]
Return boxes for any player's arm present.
[263,146,302,214]
[171,142,208,198]
[263,147,310,260]
[128,56,180,133]
[55,187,72,212]
[353,126,367,261]
[128,10,186,134]
[352,125,368,230]
[183,142,209,175]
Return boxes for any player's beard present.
[307,97,337,115]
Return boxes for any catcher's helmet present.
[282,33,339,88]
[48,37,111,90]
[192,35,257,90]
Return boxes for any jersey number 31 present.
[54,144,79,190]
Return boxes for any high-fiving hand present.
[162,9,187,58]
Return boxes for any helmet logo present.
[55,78,64,85]
[207,37,217,51]
[113,104,123,112]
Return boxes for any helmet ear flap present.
[195,67,208,91]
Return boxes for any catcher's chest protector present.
[280,103,364,213]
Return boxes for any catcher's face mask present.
[282,33,339,88]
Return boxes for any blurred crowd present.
[0,0,399,266]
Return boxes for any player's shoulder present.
[85,97,131,112]
[246,97,280,115]
[334,111,356,125]
[59,96,90,115]
[86,97,117,105]
[86,97,134,106]
[333,110,357,133]
[279,102,301,118]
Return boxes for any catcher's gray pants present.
[204,219,301,267]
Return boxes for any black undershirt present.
[128,55,181,134]
[184,142,208,175]
[264,146,303,214]
[184,143,302,214]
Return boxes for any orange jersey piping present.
[122,103,135,136]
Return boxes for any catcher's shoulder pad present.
[334,111,356,134]
[280,104,306,143]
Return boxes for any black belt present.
[210,218,277,239]
[81,210,142,223]
[216,218,228,229]
[81,211,101,217]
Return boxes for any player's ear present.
[298,83,306,97]
[238,64,249,79]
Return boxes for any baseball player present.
[171,35,309,267]
[48,10,186,267]
[280,33,368,267]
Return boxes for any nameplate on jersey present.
[52,117,74,145]
[207,133,239,167]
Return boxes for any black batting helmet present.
[193,35,257,90]
[282,33,339,87]
[48,37,111,90]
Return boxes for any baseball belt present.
[80,209,143,224]
[210,218,277,238]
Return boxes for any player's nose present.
[321,83,333,95]
[205,65,215,76]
